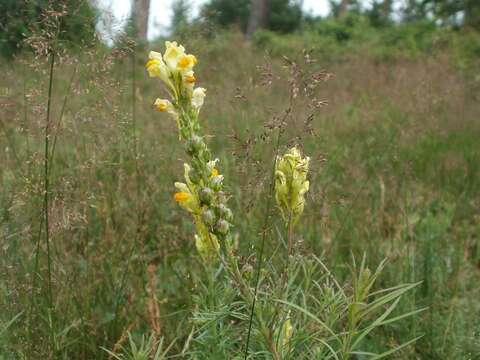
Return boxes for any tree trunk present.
[338,0,349,18]
[379,0,392,21]
[464,0,480,29]
[132,0,150,41]
[247,0,268,39]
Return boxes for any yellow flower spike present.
[211,168,219,177]
[275,146,310,225]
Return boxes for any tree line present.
[1,0,479,57]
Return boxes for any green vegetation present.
[200,0,302,34]
[0,0,97,58]
[0,8,479,360]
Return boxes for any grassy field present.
[1,28,480,359]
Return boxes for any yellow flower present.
[154,99,170,112]
[163,41,186,70]
[154,98,179,123]
[192,87,206,110]
[173,163,202,213]
[146,51,169,81]
[174,192,190,202]
[174,181,199,213]
[184,71,196,84]
[177,54,197,71]
[147,43,198,100]
[206,159,218,175]
[275,146,310,225]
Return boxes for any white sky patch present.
[96,0,332,41]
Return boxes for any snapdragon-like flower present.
[275,146,310,225]
[146,51,174,92]
[154,98,179,127]
[163,41,185,69]
[192,87,206,111]
[146,41,200,103]
[174,164,200,213]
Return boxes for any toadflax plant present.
[146,39,285,359]
[146,41,232,262]
[141,41,424,359]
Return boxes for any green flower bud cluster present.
[183,133,234,251]
[275,146,310,226]
[174,125,234,261]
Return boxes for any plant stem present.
[44,48,55,309]
[43,46,56,356]
[244,125,284,359]
[221,244,280,359]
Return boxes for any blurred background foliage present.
[0,0,98,58]
[1,0,480,58]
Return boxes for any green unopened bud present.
[210,175,224,191]
[186,135,205,156]
[215,219,229,235]
[217,191,227,203]
[199,187,214,206]
[188,167,201,185]
[358,268,373,300]
[275,146,310,226]
[201,209,216,226]
[242,264,254,280]
[217,204,233,222]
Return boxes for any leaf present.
[274,299,340,343]
[0,311,23,337]
[369,335,424,359]
[350,297,402,350]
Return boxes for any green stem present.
[221,244,281,359]
[244,126,284,359]
[43,46,55,356]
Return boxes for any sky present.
[97,0,332,41]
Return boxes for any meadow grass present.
[0,31,479,358]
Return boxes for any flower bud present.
[210,175,224,191]
[275,146,310,225]
[188,167,202,185]
[217,191,228,203]
[215,219,230,235]
[199,187,214,206]
[223,207,233,222]
[201,209,216,226]
[217,204,233,222]
[186,135,204,156]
